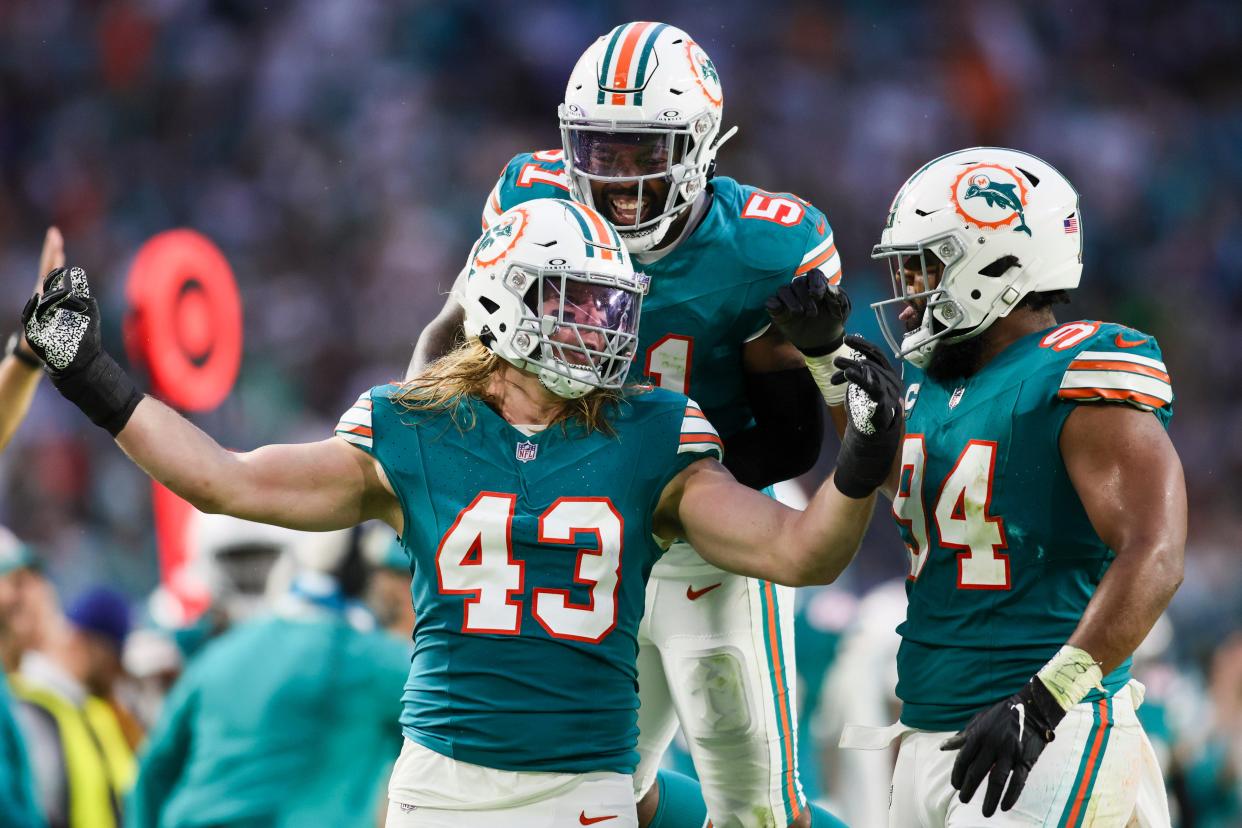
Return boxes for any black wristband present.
[833,429,898,499]
[49,351,142,436]
[5,332,41,369]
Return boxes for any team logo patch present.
[948,386,966,410]
[951,163,1031,236]
[685,41,722,107]
[474,207,529,268]
[515,440,538,462]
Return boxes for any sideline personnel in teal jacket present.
[0,529,45,828]
[126,528,410,828]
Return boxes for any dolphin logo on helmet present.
[952,163,1032,236]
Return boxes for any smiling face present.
[567,131,677,228]
[527,274,640,375]
[541,279,609,362]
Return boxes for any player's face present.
[570,132,674,227]
[538,278,638,367]
[899,254,945,331]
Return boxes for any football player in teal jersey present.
[825,148,1186,824]
[411,23,854,828]
[21,199,901,827]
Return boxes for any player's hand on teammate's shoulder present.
[829,335,903,498]
[764,267,850,357]
[940,676,1067,817]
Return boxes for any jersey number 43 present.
[893,436,1010,590]
[436,493,622,642]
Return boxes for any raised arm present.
[116,397,396,531]
[0,228,64,452]
[21,266,400,533]
[654,458,875,586]
[653,339,903,586]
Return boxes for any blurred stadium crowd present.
[0,0,1239,825]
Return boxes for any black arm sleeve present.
[721,366,825,490]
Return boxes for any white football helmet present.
[458,198,644,399]
[189,512,303,622]
[872,147,1083,368]
[559,22,735,254]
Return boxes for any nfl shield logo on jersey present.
[515,441,538,462]
[948,386,966,409]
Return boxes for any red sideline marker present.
[124,229,241,412]
[124,229,242,622]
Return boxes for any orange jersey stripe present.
[1067,359,1169,383]
[827,268,842,286]
[680,432,723,446]
[684,408,709,419]
[764,581,801,818]
[610,22,653,104]
[1065,699,1111,827]
[341,425,373,438]
[1058,386,1168,409]
[795,243,837,275]
[580,205,616,260]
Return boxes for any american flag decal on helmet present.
[1063,214,1079,234]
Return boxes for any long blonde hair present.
[394,339,623,435]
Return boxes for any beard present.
[925,333,986,382]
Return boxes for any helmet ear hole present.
[478,296,500,315]
[970,290,982,300]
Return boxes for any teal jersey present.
[484,149,839,437]
[891,321,1173,731]
[126,615,410,828]
[335,385,722,774]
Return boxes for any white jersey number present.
[893,435,930,580]
[436,493,622,640]
[516,163,570,192]
[741,192,805,226]
[896,437,1010,589]
[644,334,694,395]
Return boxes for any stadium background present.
[0,0,1238,823]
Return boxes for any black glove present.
[830,335,902,498]
[940,677,1067,817]
[22,267,142,436]
[764,268,851,357]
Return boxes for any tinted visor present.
[567,130,678,178]
[523,274,640,381]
